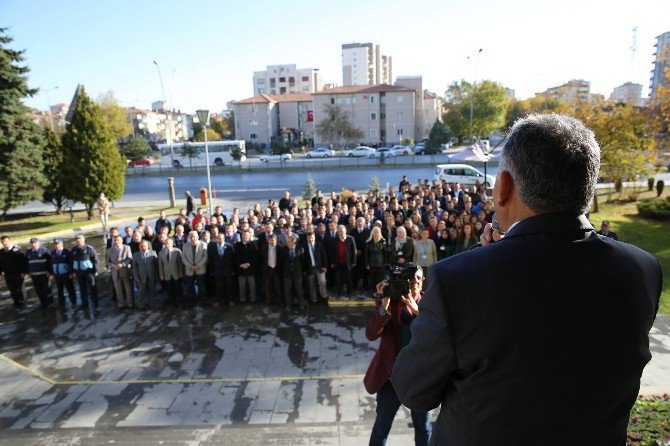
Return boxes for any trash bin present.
[199,187,207,206]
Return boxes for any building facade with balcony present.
[312,84,414,147]
[125,107,194,144]
[341,43,392,86]
[650,31,670,100]
[253,64,323,96]
[232,93,314,148]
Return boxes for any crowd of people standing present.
[0,176,496,312]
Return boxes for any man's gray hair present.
[500,114,600,214]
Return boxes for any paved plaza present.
[0,284,668,445]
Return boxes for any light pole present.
[469,48,482,144]
[196,109,213,217]
[44,86,58,131]
[153,60,175,167]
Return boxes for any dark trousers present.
[354,255,368,289]
[213,276,233,305]
[76,271,99,308]
[282,275,304,306]
[264,267,282,303]
[54,274,77,307]
[369,380,431,446]
[4,274,25,306]
[185,274,207,304]
[164,278,182,305]
[334,264,353,295]
[30,274,53,307]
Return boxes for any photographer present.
[364,265,432,446]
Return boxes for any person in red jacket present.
[364,267,432,446]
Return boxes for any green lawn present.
[0,206,177,241]
[591,189,670,314]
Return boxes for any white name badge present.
[397,251,403,256]
[422,255,427,260]
[440,246,446,251]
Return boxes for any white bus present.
[157,140,246,168]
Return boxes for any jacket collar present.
[503,213,593,239]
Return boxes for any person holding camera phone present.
[364,266,432,446]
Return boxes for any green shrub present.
[657,180,665,198]
[637,197,670,220]
[627,395,670,445]
[648,178,655,191]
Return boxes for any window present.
[370,96,375,104]
[397,129,403,136]
[249,105,256,113]
[380,113,385,119]
[370,113,376,120]
[279,77,286,82]
[257,78,265,85]
[249,119,258,126]
[397,95,404,103]
[301,86,309,91]
[288,76,295,83]
[271,89,276,94]
[352,97,357,104]
[250,134,257,139]
[270,78,276,87]
[280,87,287,94]
[381,130,386,138]
[301,76,309,81]
[397,111,403,118]
[331,98,335,104]
[370,129,377,137]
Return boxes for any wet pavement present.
[0,263,668,444]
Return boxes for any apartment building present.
[536,79,603,104]
[125,107,194,143]
[423,90,444,136]
[233,93,314,147]
[341,43,392,86]
[253,64,323,96]
[610,82,644,106]
[312,84,414,146]
[650,31,670,100]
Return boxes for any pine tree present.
[122,136,151,161]
[303,173,317,202]
[42,127,68,213]
[369,176,381,194]
[0,28,47,217]
[62,86,126,219]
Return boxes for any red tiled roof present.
[234,93,313,104]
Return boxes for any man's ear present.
[496,171,514,208]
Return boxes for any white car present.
[391,145,413,156]
[259,153,292,162]
[369,147,396,158]
[306,147,335,158]
[344,146,376,157]
[434,163,496,187]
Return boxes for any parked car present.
[390,145,413,156]
[415,144,442,155]
[434,163,496,187]
[369,147,396,158]
[259,153,292,162]
[306,147,335,158]
[127,157,154,167]
[343,146,376,157]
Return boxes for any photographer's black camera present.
[384,263,419,302]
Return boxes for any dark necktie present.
[290,249,295,262]
[167,250,170,262]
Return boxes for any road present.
[11,163,500,214]
[123,164,500,210]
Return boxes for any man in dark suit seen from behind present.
[278,235,306,309]
[391,114,662,446]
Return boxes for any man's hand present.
[480,223,504,246]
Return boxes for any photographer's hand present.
[376,280,390,312]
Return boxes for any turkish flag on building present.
[306,110,313,122]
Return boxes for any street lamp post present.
[196,109,213,217]
[468,48,482,144]
[153,60,175,167]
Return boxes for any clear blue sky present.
[3,0,669,113]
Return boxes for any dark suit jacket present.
[328,236,357,269]
[207,242,235,278]
[278,245,304,279]
[233,241,259,276]
[302,241,328,271]
[391,213,662,446]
